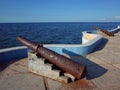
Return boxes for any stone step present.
[28,52,47,64]
[29,60,53,71]
[28,52,75,83]
[38,57,46,64]
[45,63,53,67]
[59,76,69,83]
[64,73,76,81]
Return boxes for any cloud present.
[115,16,120,19]
[98,18,107,21]
[99,18,107,20]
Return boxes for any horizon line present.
[0,21,120,23]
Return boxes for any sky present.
[0,0,120,22]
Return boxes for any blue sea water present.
[0,22,120,49]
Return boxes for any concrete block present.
[28,52,75,83]
[64,73,76,81]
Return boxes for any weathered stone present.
[28,52,75,83]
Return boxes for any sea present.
[0,22,120,49]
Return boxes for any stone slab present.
[112,64,120,69]
[0,58,46,90]
[28,52,75,83]
[91,64,120,89]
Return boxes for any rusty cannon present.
[93,26,114,36]
[16,36,86,79]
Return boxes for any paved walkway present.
[0,32,120,90]
[86,32,120,90]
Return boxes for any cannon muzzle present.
[17,36,86,79]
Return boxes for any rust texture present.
[16,36,86,79]
[93,26,114,36]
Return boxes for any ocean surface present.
[0,22,120,49]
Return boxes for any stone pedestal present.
[28,52,75,83]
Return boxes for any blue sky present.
[0,0,120,22]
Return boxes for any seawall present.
[0,31,102,63]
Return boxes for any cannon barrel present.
[93,26,114,36]
[17,36,86,79]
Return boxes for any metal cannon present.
[16,36,86,79]
[93,26,114,36]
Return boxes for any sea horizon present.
[0,21,120,24]
[0,22,120,49]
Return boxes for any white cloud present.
[99,18,107,20]
[115,16,120,19]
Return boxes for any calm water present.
[0,22,120,49]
